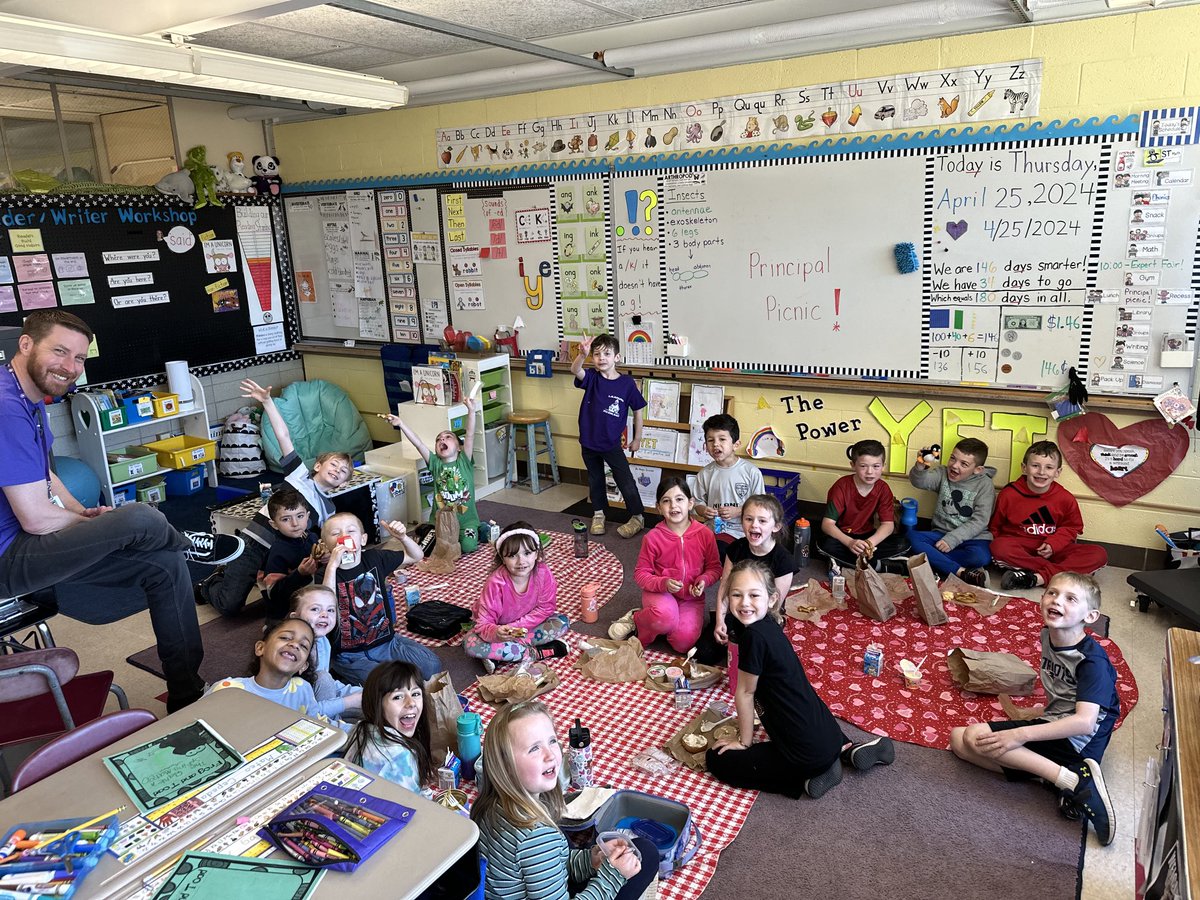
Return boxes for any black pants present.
[582,445,644,517]
[569,836,660,898]
[817,530,909,569]
[706,738,844,799]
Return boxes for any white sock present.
[1054,766,1079,792]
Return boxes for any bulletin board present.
[0,194,291,385]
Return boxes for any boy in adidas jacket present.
[990,441,1108,591]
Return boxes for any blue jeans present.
[0,504,203,710]
[581,445,644,517]
[331,633,443,684]
[907,529,991,577]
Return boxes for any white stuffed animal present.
[224,151,254,192]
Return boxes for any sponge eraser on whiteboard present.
[894,242,919,274]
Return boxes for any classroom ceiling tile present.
[226,6,480,57]
[592,0,744,16]
[297,46,414,69]
[364,0,633,40]
[194,24,350,59]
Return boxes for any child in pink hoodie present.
[463,522,570,673]
[632,477,723,652]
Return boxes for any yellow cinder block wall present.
[282,6,1200,551]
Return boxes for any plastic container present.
[106,447,157,483]
[150,391,179,417]
[98,406,126,430]
[137,478,166,504]
[138,434,217,469]
[120,392,155,425]
[163,465,204,496]
[0,814,121,900]
[110,483,136,506]
[899,497,919,528]
[562,790,701,881]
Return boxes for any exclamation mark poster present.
[612,173,660,365]
[235,206,283,353]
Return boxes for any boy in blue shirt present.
[949,572,1119,846]
[570,333,647,539]
[261,485,321,618]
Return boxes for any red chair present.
[0,647,130,793]
[11,708,157,792]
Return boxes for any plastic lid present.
[797,517,809,527]
[629,818,677,851]
[569,718,590,748]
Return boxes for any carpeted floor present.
[128,498,1092,898]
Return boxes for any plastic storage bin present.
[99,406,126,430]
[481,402,506,426]
[107,447,158,483]
[111,483,137,506]
[0,813,121,900]
[150,391,179,417]
[480,367,506,390]
[120,392,155,425]
[137,478,166,503]
[138,435,217,469]
[761,467,802,526]
[164,465,205,496]
[484,425,508,479]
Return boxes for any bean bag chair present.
[258,379,372,473]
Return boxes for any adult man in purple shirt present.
[0,310,242,711]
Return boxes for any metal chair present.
[0,588,58,653]
[0,647,129,793]
[11,708,157,792]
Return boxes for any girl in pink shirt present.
[632,477,722,652]
[464,522,570,673]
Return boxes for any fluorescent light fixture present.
[0,11,408,109]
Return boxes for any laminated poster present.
[104,719,244,813]
[152,853,323,900]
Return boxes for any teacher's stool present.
[505,410,560,494]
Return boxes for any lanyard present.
[7,363,52,499]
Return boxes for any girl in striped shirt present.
[470,702,658,900]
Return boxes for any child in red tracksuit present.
[990,441,1108,591]
[631,477,722,652]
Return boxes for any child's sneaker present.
[845,736,896,771]
[1001,569,1039,591]
[608,610,637,641]
[182,531,245,566]
[481,658,496,675]
[591,512,606,536]
[803,758,843,799]
[1064,759,1115,845]
[960,568,988,588]
[534,640,569,661]
[617,515,645,539]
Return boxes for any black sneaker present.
[183,531,245,566]
[193,565,226,605]
[534,640,569,661]
[1001,569,1038,591]
[1066,759,1115,845]
[846,736,896,771]
[803,758,843,799]
[1057,794,1083,822]
[960,568,988,588]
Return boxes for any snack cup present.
[664,666,684,681]
[899,658,922,687]
[597,831,642,863]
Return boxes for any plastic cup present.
[899,658,921,687]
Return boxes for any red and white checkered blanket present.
[388,531,624,647]
[785,583,1138,750]
[462,647,757,900]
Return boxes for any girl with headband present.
[464,521,570,673]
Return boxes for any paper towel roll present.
[165,360,193,404]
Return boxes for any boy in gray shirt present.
[906,437,995,585]
[693,413,765,547]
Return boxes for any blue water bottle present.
[456,712,483,781]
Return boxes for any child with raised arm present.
[386,396,480,553]
[570,333,647,539]
[629,477,722,653]
[463,521,570,674]
[471,701,659,900]
[692,413,765,551]
[950,572,1119,846]
[990,441,1108,591]
[818,439,908,569]
[343,661,435,797]
[321,511,442,683]
[907,436,996,586]
[707,559,894,798]
[261,486,321,619]
[289,584,362,720]
[208,618,340,727]
[197,378,353,616]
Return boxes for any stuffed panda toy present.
[251,155,282,196]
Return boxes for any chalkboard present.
[0,194,292,385]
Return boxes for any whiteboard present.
[658,155,926,376]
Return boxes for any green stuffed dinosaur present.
[184,145,223,209]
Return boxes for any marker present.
[32,808,124,849]
[861,375,890,381]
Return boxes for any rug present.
[460,645,758,900]
[388,530,625,647]
[786,579,1139,750]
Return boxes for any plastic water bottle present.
[793,518,811,571]
[713,515,725,535]
[456,712,482,781]
[568,718,594,790]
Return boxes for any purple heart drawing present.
[946,220,968,240]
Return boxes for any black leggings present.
[582,445,644,517]
[706,739,843,799]
[569,836,660,898]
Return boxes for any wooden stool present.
[505,410,560,494]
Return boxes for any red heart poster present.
[1057,412,1189,506]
